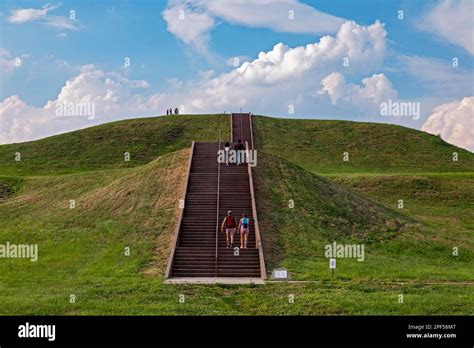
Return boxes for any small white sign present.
[271,268,289,280]
[329,258,336,269]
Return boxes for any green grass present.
[1,279,472,315]
[250,115,473,290]
[331,173,474,249]
[0,114,230,175]
[253,153,474,282]
[253,116,474,174]
[0,176,24,200]
[0,114,472,315]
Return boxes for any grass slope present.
[253,116,474,174]
[253,152,408,265]
[253,153,473,281]
[0,149,471,315]
[332,174,474,250]
[0,149,189,314]
[0,114,230,175]
[0,114,472,315]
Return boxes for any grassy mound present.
[253,152,473,281]
[0,149,189,314]
[253,152,408,271]
[0,114,472,315]
[332,173,474,250]
[253,116,474,174]
[0,114,230,175]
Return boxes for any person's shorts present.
[240,227,249,234]
[226,228,236,234]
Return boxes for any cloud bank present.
[1,20,394,144]
[0,65,156,144]
[422,97,474,152]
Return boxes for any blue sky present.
[0,0,473,150]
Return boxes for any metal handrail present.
[164,141,195,278]
[240,113,244,142]
[247,114,267,279]
[230,113,234,143]
[215,137,221,277]
[249,113,255,150]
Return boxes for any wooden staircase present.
[165,113,265,280]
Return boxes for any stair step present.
[170,115,262,278]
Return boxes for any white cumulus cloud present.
[1,20,393,144]
[0,65,161,144]
[175,20,389,112]
[318,72,397,110]
[422,97,474,152]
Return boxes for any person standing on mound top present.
[221,210,237,248]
